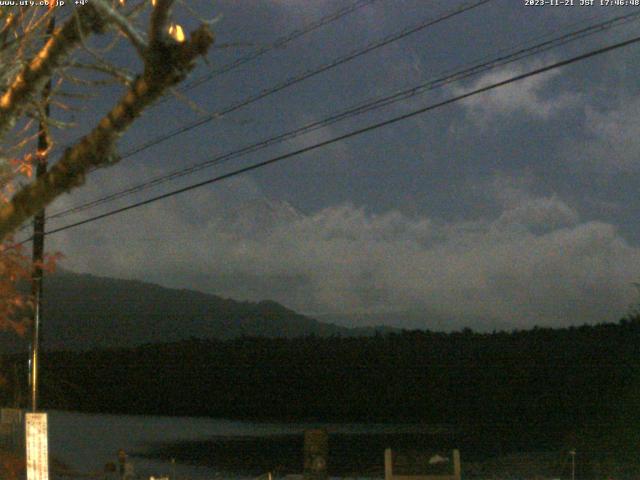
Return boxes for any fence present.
[384,448,461,480]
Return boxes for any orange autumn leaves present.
[1,155,33,336]
[0,242,33,337]
[0,153,40,203]
[0,151,60,337]
[0,242,61,336]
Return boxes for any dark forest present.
[2,316,639,469]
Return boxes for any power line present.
[24,33,640,242]
[43,9,640,223]
[45,0,381,158]
[177,0,380,93]
[107,0,494,160]
[12,0,495,237]
[35,0,493,224]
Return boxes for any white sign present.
[25,413,49,480]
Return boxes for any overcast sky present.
[33,0,640,330]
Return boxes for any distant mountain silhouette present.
[218,197,304,238]
[0,270,394,352]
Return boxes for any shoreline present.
[135,432,559,477]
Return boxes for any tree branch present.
[0,25,214,241]
[0,5,107,139]
[149,0,174,46]
[90,0,148,59]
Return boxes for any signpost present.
[25,413,49,480]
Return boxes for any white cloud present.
[567,96,640,172]
[451,60,579,125]
[48,178,640,330]
[495,196,578,231]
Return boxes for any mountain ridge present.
[0,269,395,352]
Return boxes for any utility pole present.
[569,450,576,480]
[29,11,55,412]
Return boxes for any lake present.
[47,410,452,479]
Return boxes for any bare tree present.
[0,1,214,330]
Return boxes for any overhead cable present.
[23,33,640,242]
[44,9,640,222]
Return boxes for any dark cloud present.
[31,1,640,330]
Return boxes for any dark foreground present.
[136,432,575,478]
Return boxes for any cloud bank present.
[48,177,640,330]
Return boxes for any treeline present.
[3,318,640,452]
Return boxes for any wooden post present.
[303,429,328,480]
[385,448,393,480]
[452,449,461,480]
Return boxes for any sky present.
[25,0,640,331]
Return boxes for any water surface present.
[47,410,443,479]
